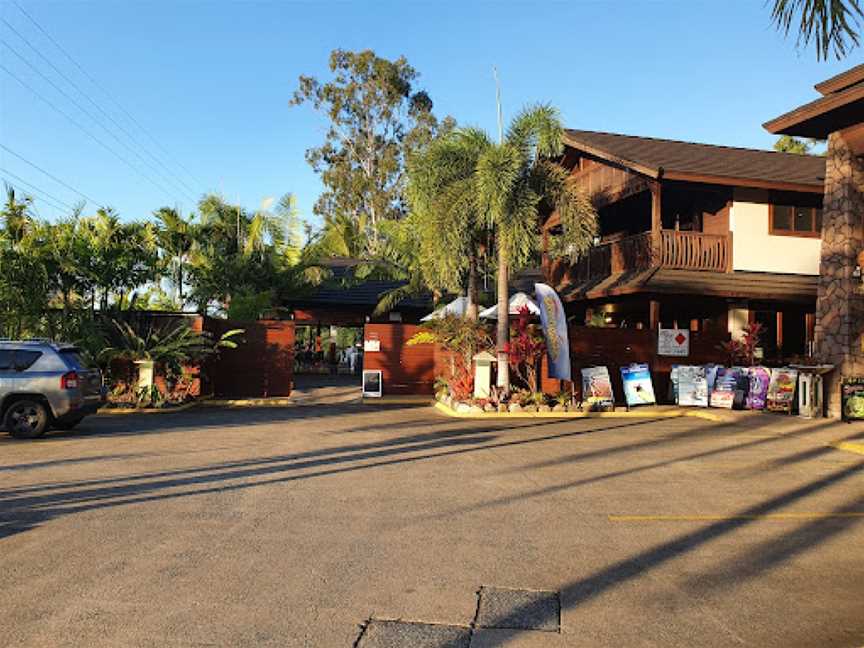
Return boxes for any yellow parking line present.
[830,441,864,456]
[609,513,864,522]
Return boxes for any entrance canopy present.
[421,296,470,321]
[479,292,541,319]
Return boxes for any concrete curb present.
[362,396,434,406]
[201,398,293,408]
[434,401,728,421]
[97,400,200,416]
[829,440,864,456]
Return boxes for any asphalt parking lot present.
[1,404,863,647]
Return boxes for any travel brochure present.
[669,364,802,411]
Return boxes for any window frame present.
[769,204,822,238]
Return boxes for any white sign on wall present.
[658,328,690,357]
[363,339,381,352]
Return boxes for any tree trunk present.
[466,254,479,321]
[496,246,510,391]
[176,263,184,305]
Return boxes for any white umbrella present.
[479,292,541,320]
[420,296,471,322]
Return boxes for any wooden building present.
[764,64,864,414]
[543,130,826,364]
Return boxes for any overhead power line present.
[1,18,199,202]
[2,178,68,213]
[0,166,76,210]
[11,0,207,195]
[0,142,103,206]
[0,62,184,204]
[0,38,191,204]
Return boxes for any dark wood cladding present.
[570,162,650,208]
[363,323,436,395]
[204,318,294,398]
[568,325,728,404]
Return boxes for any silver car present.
[0,341,106,439]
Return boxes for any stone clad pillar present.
[815,131,864,416]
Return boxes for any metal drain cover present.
[475,587,560,632]
[356,619,471,647]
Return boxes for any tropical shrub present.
[719,322,764,366]
[504,306,546,392]
[408,314,492,400]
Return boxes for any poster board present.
[581,366,614,411]
[678,365,708,407]
[746,367,771,410]
[362,370,383,398]
[841,377,864,421]
[620,363,656,408]
[767,367,798,413]
[670,365,680,404]
[658,329,690,357]
[710,367,740,409]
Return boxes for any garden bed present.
[433,395,726,420]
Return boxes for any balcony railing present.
[550,230,731,285]
[660,230,730,272]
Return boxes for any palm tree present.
[771,0,863,59]
[472,105,597,391]
[406,128,493,320]
[154,206,196,305]
[1,184,34,244]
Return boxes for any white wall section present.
[729,196,821,275]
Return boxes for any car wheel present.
[5,400,50,439]
[53,416,84,430]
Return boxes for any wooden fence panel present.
[363,323,436,395]
[204,318,294,398]
[568,326,728,404]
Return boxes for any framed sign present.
[678,365,708,407]
[767,367,798,413]
[620,363,656,408]
[362,370,382,398]
[363,339,381,352]
[581,366,614,411]
[658,329,689,357]
[710,367,740,409]
[842,377,864,421]
[746,367,771,410]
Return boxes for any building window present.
[770,204,822,237]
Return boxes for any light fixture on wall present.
[856,251,864,284]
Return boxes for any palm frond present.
[772,0,863,59]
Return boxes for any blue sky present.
[0,0,853,229]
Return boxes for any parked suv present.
[0,341,106,439]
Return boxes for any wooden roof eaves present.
[660,170,824,194]
[814,64,864,96]
[562,132,661,180]
[763,83,864,135]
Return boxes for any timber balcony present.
[551,230,733,283]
